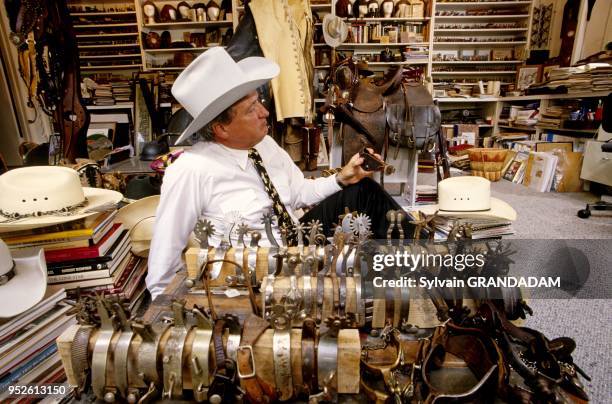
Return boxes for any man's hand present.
[336,148,382,187]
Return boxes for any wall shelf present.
[432,60,523,64]
[143,20,233,29]
[432,71,517,74]
[434,14,530,19]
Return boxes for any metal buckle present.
[237,345,256,379]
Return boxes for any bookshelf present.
[68,1,142,75]
[432,0,533,93]
[134,0,236,72]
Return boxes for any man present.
[147,48,412,299]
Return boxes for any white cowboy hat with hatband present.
[418,176,517,221]
[0,166,123,232]
[171,47,280,145]
[0,239,47,318]
[322,14,349,48]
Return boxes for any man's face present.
[213,91,270,149]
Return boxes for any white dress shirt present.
[146,135,341,299]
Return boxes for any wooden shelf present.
[143,20,233,29]
[498,125,537,131]
[536,126,599,134]
[368,61,429,65]
[78,43,139,49]
[81,64,142,70]
[74,23,138,29]
[76,32,138,38]
[145,67,185,71]
[436,98,499,102]
[344,17,430,22]
[436,1,532,7]
[311,4,332,10]
[432,60,522,64]
[499,92,610,101]
[71,11,136,17]
[433,41,527,45]
[144,47,219,53]
[339,42,429,47]
[80,54,141,59]
[433,71,516,75]
[434,28,528,32]
[87,102,134,110]
[434,14,530,19]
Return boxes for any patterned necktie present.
[248,148,297,246]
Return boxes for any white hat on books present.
[0,239,47,318]
[116,195,159,257]
[418,176,517,221]
[116,195,198,257]
[0,166,123,232]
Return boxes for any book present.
[0,344,57,391]
[523,152,558,192]
[2,211,117,245]
[56,253,142,292]
[44,224,125,263]
[0,289,66,340]
[0,315,75,376]
[70,255,146,298]
[47,243,131,284]
[0,303,71,351]
[46,232,130,276]
[502,151,529,182]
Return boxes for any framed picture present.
[491,48,513,61]
[542,64,560,81]
[516,65,542,91]
[433,89,447,98]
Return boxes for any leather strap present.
[421,323,503,403]
[213,319,227,372]
[301,318,317,394]
[385,282,395,324]
[237,315,277,403]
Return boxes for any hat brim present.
[416,197,517,221]
[116,195,160,231]
[174,56,279,145]
[0,188,123,233]
[0,248,47,318]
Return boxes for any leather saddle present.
[331,62,441,164]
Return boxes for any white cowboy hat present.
[116,195,159,257]
[418,176,517,221]
[0,166,122,232]
[171,47,280,145]
[0,239,47,318]
[116,195,197,257]
[322,14,348,48]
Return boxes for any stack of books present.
[536,106,566,129]
[431,216,515,240]
[111,80,133,103]
[0,290,75,402]
[415,185,437,204]
[93,83,114,106]
[2,211,148,311]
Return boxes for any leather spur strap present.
[420,322,505,403]
[301,318,318,394]
[237,315,277,403]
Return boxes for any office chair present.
[578,93,612,218]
